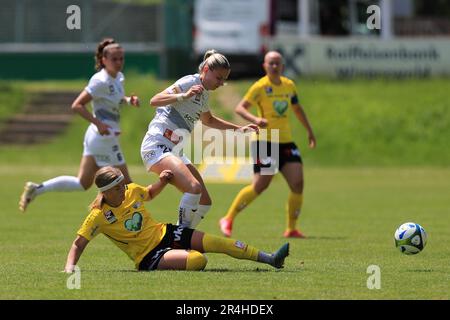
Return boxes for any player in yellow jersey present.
[219,51,316,238]
[64,166,289,272]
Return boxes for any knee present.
[254,183,269,195]
[201,194,212,206]
[79,178,91,190]
[188,180,203,195]
[185,251,208,271]
[290,180,304,194]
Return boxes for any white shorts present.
[83,125,126,167]
[140,131,192,171]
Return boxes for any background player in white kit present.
[19,38,140,212]
[141,50,258,228]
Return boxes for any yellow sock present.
[287,192,303,231]
[202,233,259,261]
[185,250,208,270]
[224,185,258,220]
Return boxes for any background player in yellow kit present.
[219,51,316,239]
[64,166,289,272]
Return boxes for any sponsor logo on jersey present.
[124,212,143,232]
[104,210,117,224]
[273,100,288,116]
[184,113,197,124]
[133,202,141,209]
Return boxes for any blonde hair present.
[89,166,123,210]
[95,38,123,71]
[198,49,230,73]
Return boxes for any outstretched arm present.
[200,111,259,133]
[64,235,89,273]
[292,104,316,148]
[146,170,174,200]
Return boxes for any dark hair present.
[89,166,123,210]
[94,38,122,71]
[198,49,230,73]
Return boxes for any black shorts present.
[251,141,302,174]
[138,223,194,271]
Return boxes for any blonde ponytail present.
[198,49,230,73]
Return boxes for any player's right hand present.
[159,170,174,183]
[96,122,112,135]
[256,117,268,128]
[185,85,204,99]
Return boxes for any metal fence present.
[0,0,161,44]
[0,0,195,79]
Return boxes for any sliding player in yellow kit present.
[219,51,316,238]
[64,166,289,272]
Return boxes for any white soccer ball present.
[394,222,427,255]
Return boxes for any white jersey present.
[148,74,210,135]
[85,68,125,133]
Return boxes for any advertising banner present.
[271,37,450,78]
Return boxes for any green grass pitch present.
[1,165,449,299]
[1,77,449,299]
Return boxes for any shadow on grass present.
[306,236,348,240]
[204,268,275,273]
[85,269,139,273]
[84,268,298,273]
[406,269,434,273]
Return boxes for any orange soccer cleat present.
[283,229,306,239]
[219,217,233,238]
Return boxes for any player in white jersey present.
[19,38,140,212]
[141,50,258,229]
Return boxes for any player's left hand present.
[129,95,140,107]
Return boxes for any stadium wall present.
[0,51,159,80]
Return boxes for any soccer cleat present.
[219,217,233,237]
[271,243,290,269]
[283,229,306,239]
[19,182,39,212]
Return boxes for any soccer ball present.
[394,222,427,255]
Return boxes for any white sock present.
[190,204,211,229]
[177,193,201,227]
[36,176,84,195]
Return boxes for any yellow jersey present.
[77,183,166,269]
[243,75,299,143]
